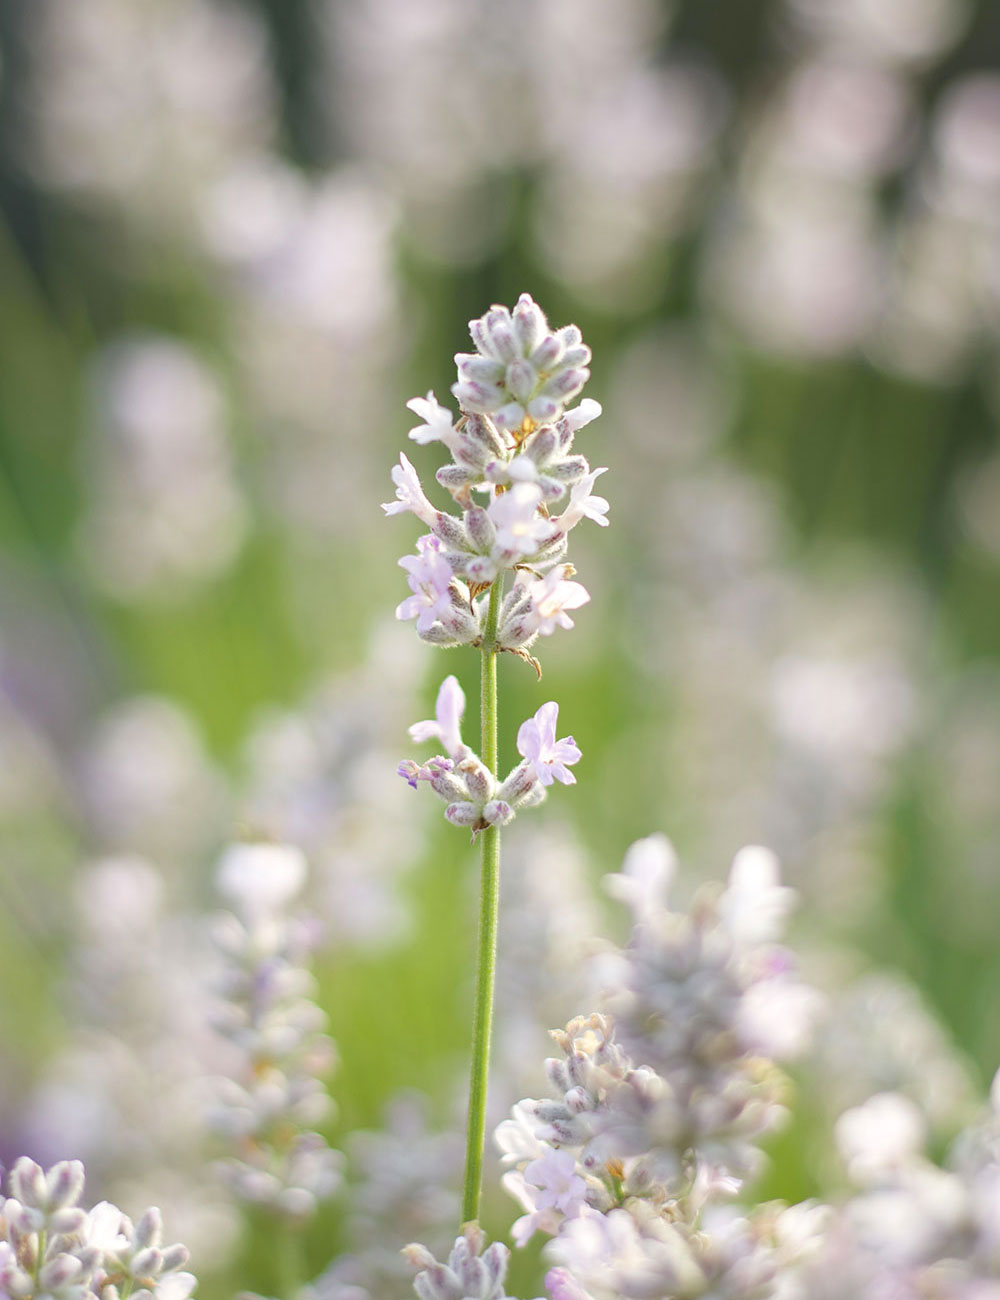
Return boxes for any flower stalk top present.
[384,293,606,833]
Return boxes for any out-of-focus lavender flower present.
[495,837,822,1280]
[76,695,230,883]
[209,166,400,544]
[76,339,247,602]
[207,842,343,1221]
[241,625,432,947]
[28,0,276,242]
[308,1092,462,1300]
[552,1197,830,1299]
[321,0,723,301]
[403,1223,539,1300]
[20,855,238,1268]
[786,0,970,67]
[803,1075,1000,1297]
[876,73,1000,382]
[810,972,978,1138]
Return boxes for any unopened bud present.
[445,802,480,828]
[10,1160,46,1210]
[483,800,514,827]
[465,506,495,554]
[45,1162,85,1211]
[458,756,494,803]
[133,1209,162,1252]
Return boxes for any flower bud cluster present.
[383,293,607,654]
[397,677,581,834]
[0,1158,195,1300]
[455,297,591,434]
[402,1223,542,1300]
[207,842,343,1219]
[544,1198,829,1300]
[493,838,825,1297]
[600,838,823,1176]
[801,1079,1000,1297]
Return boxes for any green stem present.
[462,575,504,1225]
[274,1218,305,1300]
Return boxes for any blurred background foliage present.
[1,0,999,1294]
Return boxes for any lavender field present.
[1,2,1000,1297]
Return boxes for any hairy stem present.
[462,574,504,1225]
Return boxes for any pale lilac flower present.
[555,468,610,534]
[83,1200,128,1255]
[408,676,468,759]
[487,483,551,561]
[382,453,439,528]
[397,757,451,790]
[516,702,582,787]
[718,845,797,945]
[603,833,677,917]
[522,567,591,636]
[563,399,603,432]
[508,1149,588,1246]
[835,1093,927,1184]
[396,536,458,634]
[407,392,458,447]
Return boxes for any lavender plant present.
[383,294,608,1238]
[207,842,343,1224]
[0,1158,194,1300]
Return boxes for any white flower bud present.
[457,755,494,803]
[38,1255,83,1290]
[465,506,496,554]
[452,381,505,414]
[530,334,565,371]
[130,1247,164,1279]
[429,512,471,551]
[48,1207,87,1235]
[158,1245,190,1274]
[10,1159,46,1210]
[445,802,480,827]
[132,1209,162,1252]
[513,294,547,354]
[45,1162,85,1211]
[456,355,505,386]
[482,307,518,363]
[483,800,514,827]
[506,359,537,404]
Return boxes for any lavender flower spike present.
[516,702,582,786]
[408,675,468,760]
[403,1223,542,1300]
